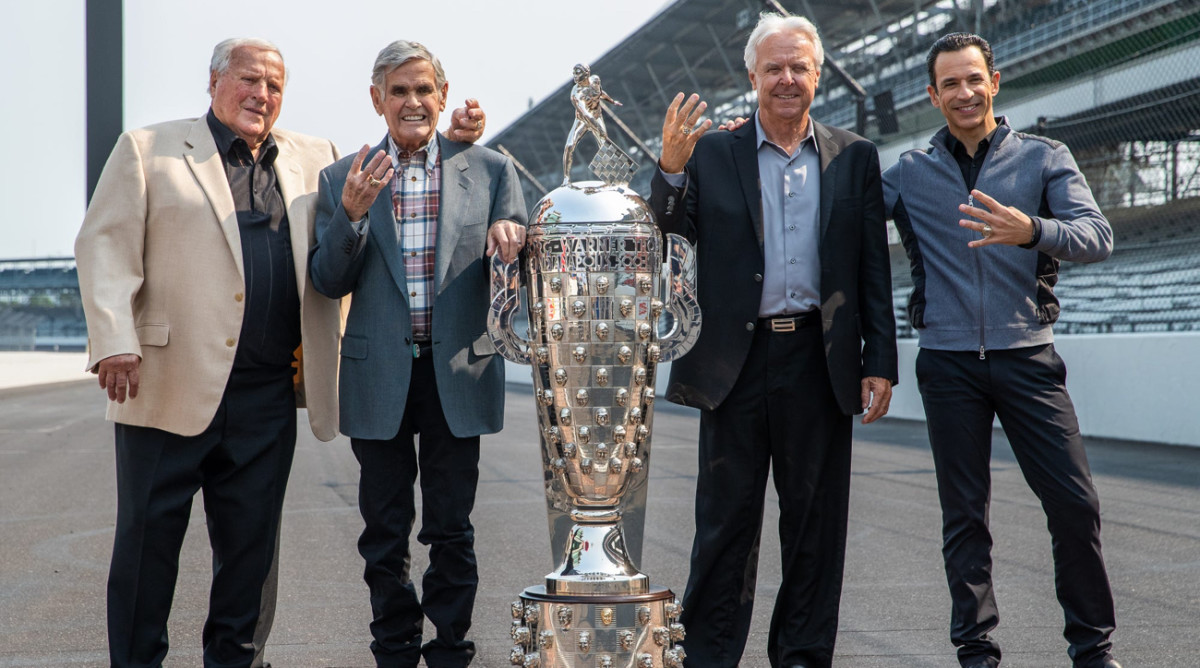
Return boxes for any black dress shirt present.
[206,109,301,373]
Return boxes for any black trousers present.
[916,345,1116,668]
[351,355,480,668]
[107,370,296,668]
[680,321,853,668]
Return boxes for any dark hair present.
[926,32,994,89]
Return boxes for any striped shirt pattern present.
[388,134,441,341]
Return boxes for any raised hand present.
[342,144,394,222]
[446,98,486,143]
[659,92,712,174]
[959,189,1036,248]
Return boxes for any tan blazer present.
[75,117,342,439]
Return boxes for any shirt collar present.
[754,109,819,158]
[206,108,277,166]
[387,132,440,173]
[941,117,1005,158]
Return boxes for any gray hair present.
[743,12,824,73]
[371,41,447,91]
[208,37,286,94]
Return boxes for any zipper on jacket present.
[968,191,987,360]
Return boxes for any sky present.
[0,0,671,260]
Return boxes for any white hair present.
[743,12,824,73]
[371,41,447,91]
[208,38,285,95]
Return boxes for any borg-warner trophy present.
[487,64,701,668]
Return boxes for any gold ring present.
[367,176,382,187]
[681,126,692,135]
[981,224,993,239]
[475,120,483,130]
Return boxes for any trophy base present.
[507,586,685,668]
[545,521,648,596]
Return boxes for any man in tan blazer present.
[75,38,485,668]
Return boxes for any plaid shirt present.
[388,134,441,341]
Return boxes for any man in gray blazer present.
[309,40,526,668]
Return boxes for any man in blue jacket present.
[309,40,525,668]
[882,33,1121,668]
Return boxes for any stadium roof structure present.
[489,0,1200,204]
[489,0,950,200]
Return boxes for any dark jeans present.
[680,322,853,668]
[917,345,1116,668]
[351,355,480,668]
[108,371,296,668]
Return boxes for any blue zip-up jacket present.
[882,118,1112,354]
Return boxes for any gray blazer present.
[310,135,527,440]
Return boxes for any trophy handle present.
[487,254,532,365]
[658,233,702,363]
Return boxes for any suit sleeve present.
[1030,143,1113,263]
[74,131,149,372]
[489,158,528,227]
[649,164,697,243]
[857,145,899,385]
[309,163,369,299]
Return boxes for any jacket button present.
[234,293,244,302]
[225,338,236,348]
[745,322,754,331]
[753,274,763,282]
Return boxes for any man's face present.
[927,46,1000,140]
[371,58,448,153]
[748,30,821,127]
[209,47,285,150]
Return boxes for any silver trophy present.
[488,65,701,668]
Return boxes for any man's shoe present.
[1101,659,1122,668]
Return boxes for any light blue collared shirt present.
[755,111,821,317]
[658,112,821,316]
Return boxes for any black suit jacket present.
[649,118,898,416]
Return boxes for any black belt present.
[758,311,820,332]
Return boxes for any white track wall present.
[509,332,1200,448]
[888,333,1200,447]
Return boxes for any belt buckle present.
[770,317,796,333]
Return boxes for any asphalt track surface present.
[1,379,1197,667]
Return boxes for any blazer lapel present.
[814,120,839,242]
[435,139,471,295]
[183,117,243,278]
[364,136,409,298]
[730,122,764,249]
[273,133,310,298]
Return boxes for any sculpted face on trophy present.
[488,64,699,668]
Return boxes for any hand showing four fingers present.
[958,189,1036,248]
[342,144,394,223]
[659,92,712,174]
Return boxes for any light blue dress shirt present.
[660,111,821,317]
[755,111,821,317]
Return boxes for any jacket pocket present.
[135,324,169,347]
[340,334,368,360]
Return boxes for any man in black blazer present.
[648,12,898,668]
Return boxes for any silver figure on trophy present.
[488,65,701,668]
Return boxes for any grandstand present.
[0,258,86,351]
[489,0,1200,338]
